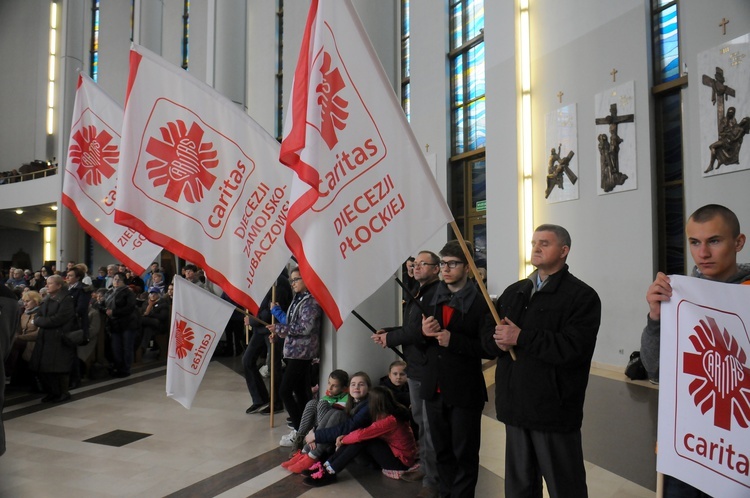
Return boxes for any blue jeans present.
[111,328,136,374]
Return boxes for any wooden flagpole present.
[449,221,517,361]
[270,285,277,428]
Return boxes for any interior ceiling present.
[0,204,58,231]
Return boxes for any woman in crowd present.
[101,272,140,377]
[303,385,417,487]
[268,268,322,443]
[4,291,42,385]
[29,275,76,402]
[138,287,171,359]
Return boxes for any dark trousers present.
[242,331,282,406]
[663,475,712,498]
[280,358,312,430]
[110,328,136,374]
[328,438,408,473]
[424,394,483,498]
[504,425,588,498]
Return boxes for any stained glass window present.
[653,2,679,83]
[90,0,99,81]
[401,0,410,120]
[182,1,190,70]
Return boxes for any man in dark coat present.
[484,224,601,498]
[29,275,77,403]
[0,284,21,456]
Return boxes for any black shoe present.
[53,393,71,403]
[260,403,283,414]
[246,402,267,414]
[41,394,56,403]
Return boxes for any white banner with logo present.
[62,73,162,274]
[279,0,453,328]
[166,277,235,409]
[116,44,292,314]
[659,275,750,496]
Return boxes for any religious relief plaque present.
[594,81,636,195]
[544,104,579,203]
[699,34,750,177]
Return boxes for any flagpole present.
[270,285,277,429]
[449,221,517,361]
[350,310,406,361]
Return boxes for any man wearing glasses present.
[371,250,441,497]
[484,224,601,498]
[420,240,490,498]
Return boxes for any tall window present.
[401,0,410,120]
[651,0,687,275]
[181,1,190,70]
[90,0,100,81]
[448,0,486,268]
[48,1,59,134]
[275,0,284,141]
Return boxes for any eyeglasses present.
[439,260,465,269]
[414,262,438,267]
[290,277,302,284]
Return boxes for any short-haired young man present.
[421,240,490,498]
[641,204,748,498]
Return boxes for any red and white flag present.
[166,276,235,408]
[279,0,453,328]
[115,44,292,314]
[659,275,750,497]
[62,73,161,274]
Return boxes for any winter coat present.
[29,289,77,374]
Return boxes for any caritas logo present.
[135,99,255,239]
[69,124,118,186]
[67,109,121,215]
[683,316,750,430]
[308,27,386,212]
[170,314,217,374]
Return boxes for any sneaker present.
[280,429,297,447]
[246,402,268,414]
[302,468,337,487]
[260,403,284,415]
[286,420,295,429]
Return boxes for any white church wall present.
[527,1,655,368]
[681,0,750,249]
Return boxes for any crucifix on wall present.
[595,103,634,192]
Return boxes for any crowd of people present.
[2,261,175,399]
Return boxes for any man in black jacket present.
[484,224,601,498]
[421,240,490,498]
[372,249,441,497]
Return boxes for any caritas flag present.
[659,275,750,497]
[279,0,453,328]
[166,276,235,408]
[62,73,161,274]
[116,44,292,314]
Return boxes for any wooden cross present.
[610,68,618,82]
[720,17,729,35]
[702,66,735,135]
[596,103,634,129]
[557,91,563,103]
[425,143,430,153]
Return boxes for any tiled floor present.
[1,358,657,497]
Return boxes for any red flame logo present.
[683,316,750,430]
[145,120,218,203]
[173,319,195,359]
[68,125,118,186]
[316,51,349,150]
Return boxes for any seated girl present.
[283,371,372,473]
[302,386,418,487]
